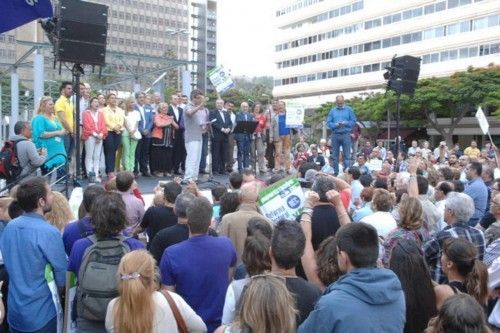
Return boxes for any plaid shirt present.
[423,222,485,283]
[484,238,500,267]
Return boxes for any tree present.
[309,65,500,144]
[409,65,500,144]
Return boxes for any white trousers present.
[184,140,202,181]
[84,136,103,175]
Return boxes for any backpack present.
[76,234,131,322]
[0,139,25,180]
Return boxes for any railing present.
[0,153,70,197]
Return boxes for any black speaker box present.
[55,0,108,66]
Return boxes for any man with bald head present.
[234,102,255,172]
[218,181,272,262]
[210,98,232,175]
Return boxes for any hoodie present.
[298,268,406,333]
[9,134,46,178]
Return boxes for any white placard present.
[475,106,489,135]
[285,100,305,128]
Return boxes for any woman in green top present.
[31,96,67,172]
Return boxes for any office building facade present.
[190,0,217,94]
[272,0,500,109]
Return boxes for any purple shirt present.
[68,235,145,275]
[62,216,93,256]
[160,235,236,333]
[119,191,145,231]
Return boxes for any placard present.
[257,176,305,224]
[208,65,235,95]
[285,100,305,128]
[475,106,489,135]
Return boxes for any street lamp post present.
[166,28,189,91]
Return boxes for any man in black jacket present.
[210,99,232,175]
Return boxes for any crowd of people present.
[0,91,499,333]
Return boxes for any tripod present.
[72,64,84,187]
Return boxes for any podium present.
[234,120,258,134]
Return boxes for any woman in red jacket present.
[82,97,108,182]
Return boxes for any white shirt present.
[124,110,141,136]
[137,104,145,123]
[105,291,207,333]
[361,211,397,239]
[171,104,180,122]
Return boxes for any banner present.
[64,272,77,333]
[208,65,235,95]
[45,265,63,333]
[257,176,305,224]
[285,100,305,128]
[1,0,53,33]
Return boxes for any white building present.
[272,0,500,110]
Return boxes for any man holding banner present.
[327,95,357,176]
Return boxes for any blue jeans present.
[331,133,352,175]
[236,136,251,171]
[199,133,209,172]
[63,134,74,162]
[10,316,57,333]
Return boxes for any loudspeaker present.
[55,0,108,66]
[384,55,421,95]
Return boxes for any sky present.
[217,0,275,78]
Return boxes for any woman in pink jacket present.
[82,97,108,182]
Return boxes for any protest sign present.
[475,106,489,135]
[257,176,305,224]
[208,65,235,95]
[285,100,305,128]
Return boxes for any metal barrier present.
[0,153,70,197]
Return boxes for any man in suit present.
[210,99,232,175]
[235,102,255,172]
[307,145,326,168]
[134,92,155,177]
[168,93,186,175]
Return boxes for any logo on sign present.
[287,195,301,209]
[26,0,39,5]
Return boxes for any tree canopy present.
[312,65,500,143]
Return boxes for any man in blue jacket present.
[134,92,155,177]
[326,95,357,175]
[299,222,406,333]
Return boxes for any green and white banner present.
[258,176,305,224]
[45,265,63,333]
[208,65,235,95]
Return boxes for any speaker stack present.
[383,55,421,95]
[55,0,108,66]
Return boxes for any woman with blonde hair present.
[215,274,297,333]
[44,191,74,232]
[31,96,67,172]
[382,196,430,266]
[105,250,206,333]
[102,93,125,178]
